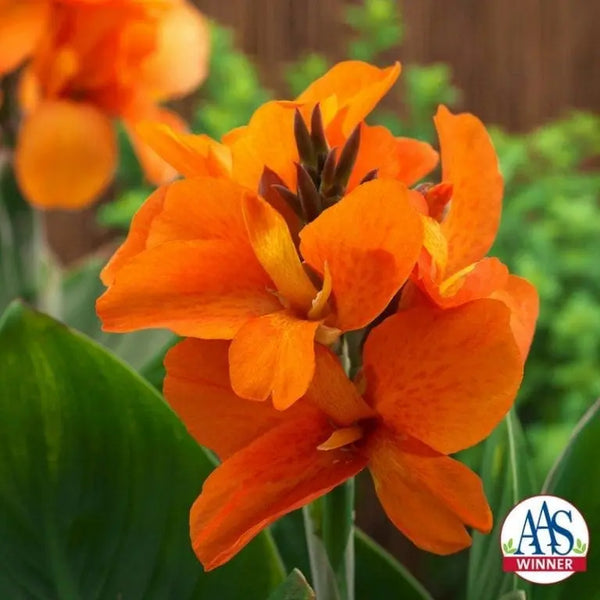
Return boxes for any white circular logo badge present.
[501,495,589,584]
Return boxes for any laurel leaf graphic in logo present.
[503,538,516,554]
[573,538,587,555]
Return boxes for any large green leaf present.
[0,302,284,599]
[267,570,315,600]
[533,399,600,600]
[354,529,433,600]
[466,411,535,600]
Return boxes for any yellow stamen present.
[308,261,332,320]
[317,425,363,451]
[421,216,448,276]
[439,263,476,297]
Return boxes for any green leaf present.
[467,411,535,600]
[533,399,600,600]
[267,570,315,600]
[355,529,433,600]
[0,302,284,599]
[499,591,527,600]
[271,510,312,578]
[97,188,150,230]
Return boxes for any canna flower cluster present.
[96,61,538,570]
[0,0,208,209]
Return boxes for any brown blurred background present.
[198,0,599,130]
[47,0,600,262]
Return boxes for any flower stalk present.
[322,479,356,600]
[304,338,357,600]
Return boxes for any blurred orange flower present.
[97,176,424,409]
[0,0,209,209]
[163,298,525,570]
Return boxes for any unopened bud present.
[296,163,323,222]
[310,104,329,157]
[294,109,316,167]
[334,124,361,190]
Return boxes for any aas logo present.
[501,495,589,584]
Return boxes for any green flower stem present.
[303,336,356,600]
[303,502,340,600]
[303,479,356,600]
[322,478,355,600]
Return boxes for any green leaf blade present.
[267,570,315,600]
[354,529,433,600]
[0,302,284,599]
[533,399,600,600]
[467,411,535,600]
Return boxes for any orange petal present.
[297,61,400,137]
[124,107,187,185]
[228,101,298,191]
[164,338,320,460]
[242,193,317,313]
[138,1,209,100]
[304,345,376,426]
[146,177,254,251]
[101,176,252,285]
[348,124,438,191]
[100,185,168,286]
[190,415,368,570]
[0,0,49,76]
[419,257,510,309]
[491,275,539,361]
[424,181,453,222]
[367,427,492,554]
[363,299,522,454]
[300,179,423,331]
[97,239,280,338]
[434,105,503,273]
[15,100,117,209]
[135,121,232,178]
[228,311,320,409]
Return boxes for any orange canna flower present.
[97,62,442,408]
[95,59,539,572]
[97,175,425,409]
[98,60,537,407]
[405,106,539,358]
[135,61,440,197]
[1,0,209,209]
[163,298,526,570]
